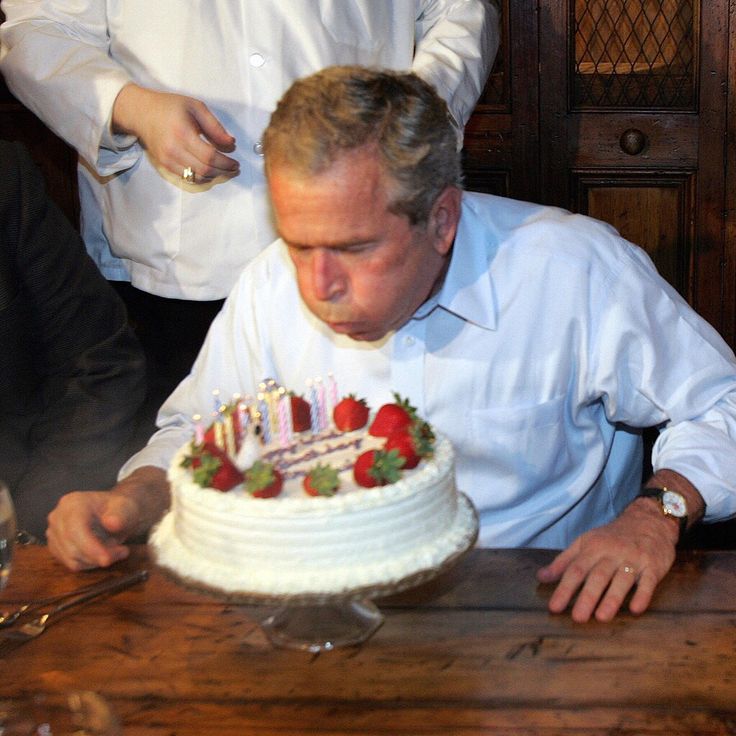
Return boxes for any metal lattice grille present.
[573,0,696,109]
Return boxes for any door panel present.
[576,175,694,292]
[538,0,732,343]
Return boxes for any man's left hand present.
[536,498,679,622]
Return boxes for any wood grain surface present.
[1,545,734,735]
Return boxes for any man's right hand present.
[46,466,170,571]
[112,83,240,182]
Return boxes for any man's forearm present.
[115,465,171,537]
[638,467,706,537]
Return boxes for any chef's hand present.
[537,470,704,622]
[47,467,170,571]
[112,83,240,182]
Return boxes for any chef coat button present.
[405,336,415,346]
[249,53,266,68]
[253,141,264,155]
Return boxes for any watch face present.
[662,490,687,518]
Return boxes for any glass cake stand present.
[260,598,386,652]
[156,494,478,653]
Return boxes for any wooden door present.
[463,1,541,202]
[537,0,734,345]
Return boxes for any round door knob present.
[619,128,647,155]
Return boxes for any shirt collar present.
[414,196,497,330]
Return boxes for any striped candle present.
[213,418,225,450]
[267,388,279,440]
[306,379,320,433]
[212,388,222,415]
[237,400,249,445]
[316,377,328,430]
[257,392,271,443]
[193,414,204,444]
[277,388,290,447]
[223,413,236,457]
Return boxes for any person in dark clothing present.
[0,140,146,539]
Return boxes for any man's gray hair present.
[263,65,462,226]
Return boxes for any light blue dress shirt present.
[124,193,736,549]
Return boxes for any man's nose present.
[311,249,345,301]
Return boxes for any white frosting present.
[151,430,477,597]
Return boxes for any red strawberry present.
[183,443,244,492]
[353,448,405,488]
[385,421,435,470]
[245,460,283,498]
[290,394,312,433]
[202,425,217,445]
[303,463,340,497]
[333,394,370,432]
[384,432,420,469]
[368,393,416,438]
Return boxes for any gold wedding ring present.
[622,565,636,575]
[182,166,195,183]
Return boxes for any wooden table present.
[1,544,735,735]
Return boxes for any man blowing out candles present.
[47,67,736,624]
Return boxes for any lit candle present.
[257,392,271,443]
[268,387,280,439]
[277,388,290,447]
[307,379,320,434]
[224,413,236,457]
[236,400,249,445]
[231,393,242,438]
[193,414,204,444]
[316,377,327,430]
[245,398,257,433]
[213,418,224,450]
[282,389,293,440]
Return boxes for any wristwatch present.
[639,486,688,537]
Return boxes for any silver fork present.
[0,569,148,655]
[0,573,148,627]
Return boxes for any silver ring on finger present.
[621,564,636,576]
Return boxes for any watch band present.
[639,486,688,537]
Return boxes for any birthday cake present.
[150,381,477,599]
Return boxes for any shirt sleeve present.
[0,0,141,174]
[588,235,736,523]
[412,0,500,130]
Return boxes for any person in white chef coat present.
[0,0,499,398]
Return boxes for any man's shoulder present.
[463,191,619,240]
[461,191,636,272]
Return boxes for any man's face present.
[269,147,458,342]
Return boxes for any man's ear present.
[429,186,462,256]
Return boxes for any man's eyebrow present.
[285,237,377,250]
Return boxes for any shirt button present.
[253,141,264,155]
[249,53,265,68]
[405,336,415,346]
